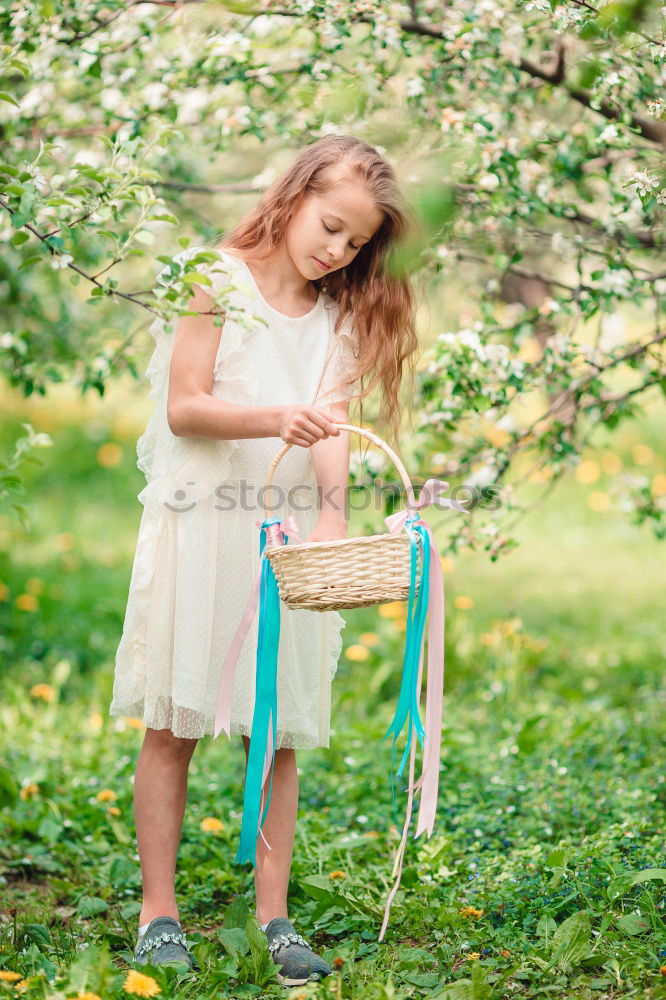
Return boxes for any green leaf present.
[616,913,650,935]
[218,926,249,960]
[23,924,52,947]
[536,914,557,942]
[11,231,29,246]
[245,916,275,986]
[607,868,666,901]
[300,875,336,902]
[0,766,19,806]
[76,895,109,918]
[548,910,591,972]
[0,91,19,107]
[433,978,474,999]
[182,271,212,285]
[223,895,250,929]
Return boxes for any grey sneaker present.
[133,915,199,972]
[264,916,331,987]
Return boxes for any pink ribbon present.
[378,478,470,941]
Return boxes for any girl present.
[109,134,418,985]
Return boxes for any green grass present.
[0,395,665,999]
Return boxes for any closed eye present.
[322,221,362,251]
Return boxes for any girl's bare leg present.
[241,735,299,925]
[135,727,198,926]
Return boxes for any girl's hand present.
[304,516,349,543]
[278,404,341,448]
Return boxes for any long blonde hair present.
[216,134,420,447]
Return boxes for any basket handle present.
[262,423,418,525]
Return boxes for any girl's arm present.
[307,400,351,542]
[166,284,338,446]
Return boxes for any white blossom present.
[598,268,632,294]
[598,124,619,143]
[406,77,425,97]
[479,173,500,191]
[629,170,659,197]
[50,253,73,270]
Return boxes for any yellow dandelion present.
[16,593,38,612]
[497,617,522,637]
[0,582,9,601]
[358,632,380,647]
[88,713,104,730]
[576,460,600,484]
[345,644,370,662]
[0,971,23,982]
[96,788,117,803]
[440,555,455,574]
[107,806,121,816]
[588,491,610,512]
[97,442,123,468]
[651,474,666,497]
[30,683,55,702]
[20,783,39,800]
[378,601,405,619]
[460,906,484,919]
[15,980,29,993]
[329,870,346,880]
[123,970,161,996]
[200,817,224,833]
[480,633,498,648]
[124,717,146,730]
[601,452,622,475]
[454,595,473,610]
[56,532,75,552]
[466,952,481,960]
[632,443,653,466]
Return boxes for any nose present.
[325,244,345,263]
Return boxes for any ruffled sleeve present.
[314,308,361,408]
[135,247,261,507]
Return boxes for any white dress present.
[109,246,359,749]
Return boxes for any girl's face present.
[286,176,384,281]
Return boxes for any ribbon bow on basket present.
[213,423,470,942]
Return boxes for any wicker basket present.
[263,423,424,611]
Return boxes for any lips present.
[313,256,331,271]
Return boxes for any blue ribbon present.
[382,514,431,831]
[236,518,283,865]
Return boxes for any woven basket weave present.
[263,423,424,611]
